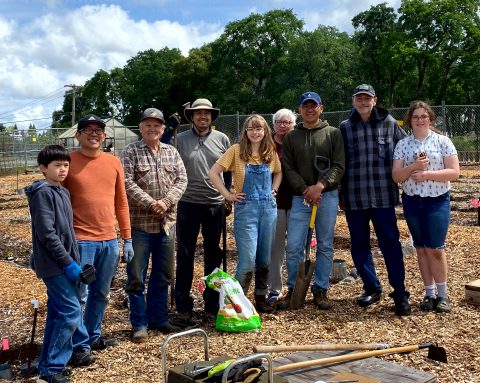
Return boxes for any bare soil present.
[1,168,480,382]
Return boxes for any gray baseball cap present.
[141,108,165,123]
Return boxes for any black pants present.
[175,201,224,313]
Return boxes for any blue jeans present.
[402,192,450,249]
[286,191,338,291]
[234,163,277,296]
[175,201,224,314]
[73,239,119,349]
[39,274,82,377]
[126,227,174,330]
[345,207,408,301]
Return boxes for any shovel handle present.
[309,204,318,229]
[273,345,423,373]
[253,343,391,353]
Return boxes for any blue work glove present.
[64,261,81,283]
[122,238,134,263]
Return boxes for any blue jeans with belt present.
[126,227,174,330]
[234,163,277,296]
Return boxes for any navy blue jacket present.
[25,180,79,278]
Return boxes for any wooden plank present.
[271,350,436,383]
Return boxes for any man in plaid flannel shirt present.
[339,84,411,317]
[121,108,187,343]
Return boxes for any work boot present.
[254,295,275,313]
[275,289,292,311]
[394,296,412,316]
[132,328,148,344]
[68,350,96,367]
[90,336,118,350]
[312,288,333,310]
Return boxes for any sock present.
[425,284,436,298]
[436,282,448,298]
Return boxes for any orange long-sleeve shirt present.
[64,151,131,240]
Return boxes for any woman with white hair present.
[267,108,296,310]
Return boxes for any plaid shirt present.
[340,107,406,210]
[121,139,187,234]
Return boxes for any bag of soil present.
[205,268,261,332]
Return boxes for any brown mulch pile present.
[1,170,480,382]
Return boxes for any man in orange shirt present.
[64,115,133,365]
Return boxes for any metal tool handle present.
[221,353,273,383]
[161,328,209,383]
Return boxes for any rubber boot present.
[255,295,275,313]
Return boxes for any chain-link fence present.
[1,105,479,175]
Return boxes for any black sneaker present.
[37,373,71,383]
[90,337,118,350]
[420,295,437,311]
[276,289,293,311]
[312,288,333,310]
[356,291,382,307]
[148,322,182,333]
[435,296,452,313]
[68,351,97,367]
[170,312,201,329]
[394,297,412,316]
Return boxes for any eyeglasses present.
[81,128,104,135]
[275,120,293,125]
[246,127,264,132]
[301,104,319,110]
[411,115,430,121]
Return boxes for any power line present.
[0,87,66,118]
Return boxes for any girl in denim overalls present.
[209,115,282,313]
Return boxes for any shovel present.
[289,204,317,310]
[273,342,447,373]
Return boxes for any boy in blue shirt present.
[26,145,94,383]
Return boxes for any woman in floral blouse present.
[392,101,459,313]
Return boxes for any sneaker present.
[132,328,148,344]
[394,297,412,316]
[312,288,333,310]
[170,312,201,329]
[420,296,437,311]
[356,291,382,307]
[69,351,97,367]
[265,292,280,306]
[276,289,292,311]
[90,337,119,350]
[435,296,452,313]
[37,373,71,383]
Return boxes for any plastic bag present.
[205,268,261,332]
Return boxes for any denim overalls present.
[233,163,277,296]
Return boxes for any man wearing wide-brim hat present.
[173,98,231,327]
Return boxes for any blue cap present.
[299,92,322,105]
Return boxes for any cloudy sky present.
[0,0,400,130]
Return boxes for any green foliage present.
[51,2,480,129]
[451,135,480,152]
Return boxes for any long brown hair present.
[239,114,275,163]
[405,101,441,133]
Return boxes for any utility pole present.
[64,84,79,126]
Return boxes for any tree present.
[116,48,183,126]
[399,0,480,103]
[209,9,304,113]
[280,26,359,112]
[352,3,413,106]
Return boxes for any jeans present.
[175,201,224,314]
[39,274,82,377]
[269,208,290,294]
[73,239,119,349]
[234,163,277,296]
[345,207,408,301]
[126,227,174,330]
[402,192,450,249]
[286,191,338,291]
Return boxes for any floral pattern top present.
[393,130,457,197]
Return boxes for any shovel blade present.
[428,344,448,363]
[289,260,315,310]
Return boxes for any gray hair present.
[272,108,296,126]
